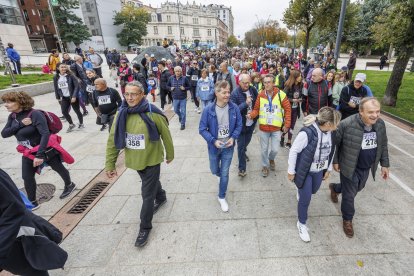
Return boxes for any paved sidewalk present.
[38,104,414,275]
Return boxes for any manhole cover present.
[19,183,56,204]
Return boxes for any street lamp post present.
[177,0,182,47]
[48,0,65,52]
[334,0,347,66]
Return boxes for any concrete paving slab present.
[219,257,308,276]
[385,253,414,275]
[61,224,128,268]
[110,222,200,266]
[159,173,200,194]
[79,195,129,225]
[106,170,141,196]
[195,220,260,261]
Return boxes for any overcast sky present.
[141,0,290,38]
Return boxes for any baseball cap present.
[354,73,366,83]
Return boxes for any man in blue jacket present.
[6,43,21,75]
[167,66,190,130]
[230,74,258,177]
[199,80,242,212]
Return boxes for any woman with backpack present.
[1,91,76,210]
[287,107,341,242]
[118,59,133,96]
[53,63,84,132]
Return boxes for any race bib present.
[18,140,32,149]
[86,85,95,93]
[126,133,145,150]
[148,80,155,86]
[201,85,209,91]
[266,112,274,125]
[152,67,158,72]
[362,132,377,150]
[191,75,198,81]
[350,96,361,105]
[218,125,230,139]
[58,82,68,89]
[98,95,111,105]
[310,160,328,171]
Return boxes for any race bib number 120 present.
[310,160,328,171]
[126,133,145,150]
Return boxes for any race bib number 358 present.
[126,133,145,150]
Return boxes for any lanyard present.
[265,91,273,113]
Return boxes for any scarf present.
[114,98,167,150]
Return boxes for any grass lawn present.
[0,66,42,72]
[0,74,53,90]
[353,70,414,123]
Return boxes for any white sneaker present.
[194,108,198,112]
[197,108,201,114]
[297,221,310,242]
[218,197,229,212]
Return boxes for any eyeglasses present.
[263,81,273,84]
[124,93,140,98]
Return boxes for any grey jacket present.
[333,114,390,180]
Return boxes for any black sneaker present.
[135,229,150,247]
[83,110,89,116]
[115,83,119,88]
[238,170,247,177]
[153,199,167,214]
[31,200,40,211]
[285,142,292,149]
[60,183,76,199]
[59,115,66,121]
[67,124,76,133]
[180,125,185,130]
[100,124,107,131]
[280,137,285,147]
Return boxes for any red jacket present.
[16,134,74,164]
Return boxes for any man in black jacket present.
[0,169,67,275]
[158,61,172,111]
[339,73,369,120]
[93,78,122,132]
[330,97,390,238]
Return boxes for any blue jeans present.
[259,130,281,167]
[200,99,212,110]
[237,124,255,171]
[173,99,187,125]
[208,146,234,199]
[298,171,323,224]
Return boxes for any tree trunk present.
[382,48,412,107]
[304,28,310,59]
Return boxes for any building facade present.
[142,1,229,49]
[120,0,143,8]
[208,4,234,36]
[1,0,32,55]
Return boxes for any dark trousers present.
[94,67,103,78]
[282,107,298,141]
[12,60,22,74]
[0,240,49,276]
[160,89,171,109]
[22,155,72,202]
[60,97,83,125]
[298,171,323,224]
[237,124,255,171]
[332,167,370,221]
[137,164,166,230]
[190,86,199,108]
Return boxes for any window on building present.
[208,29,211,36]
[89,17,95,25]
[91,29,97,36]
[0,5,24,25]
[36,25,40,31]
[167,15,171,22]
[32,9,36,15]
[20,0,24,5]
[168,26,172,34]
[154,26,158,34]
[180,27,184,35]
[38,9,44,17]
[85,3,92,12]
[34,0,40,5]
[43,25,49,33]
[192,18,198,24]
[152,15,157,22]
[23,10,29,21]
[193,28,199,36]
[28,25,33,33]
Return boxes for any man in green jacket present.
[330,97,390,238]
[105,81,174,247]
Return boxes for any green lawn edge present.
[0,74,54,90]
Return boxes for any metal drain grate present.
[67,182,109,214]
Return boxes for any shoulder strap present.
[277,91,285,125]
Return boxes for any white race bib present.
[191,75,198,81]
[201,85,209,91]
[350,96,361,105]
[152,67,158,72]
[148,80,155,86]
[266,112,274,125]
[310,160,328,171]
[98,95,111,105]
[86,85,95,93]
[362,132,377,150]
[218,125,230,139]
[126,133,145,150]
[18,140,32,149]
[58,82,68,89]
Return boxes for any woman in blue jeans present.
[287,107,341,242]
[199,80,242,212]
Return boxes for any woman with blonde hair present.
[287,107,341,242]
